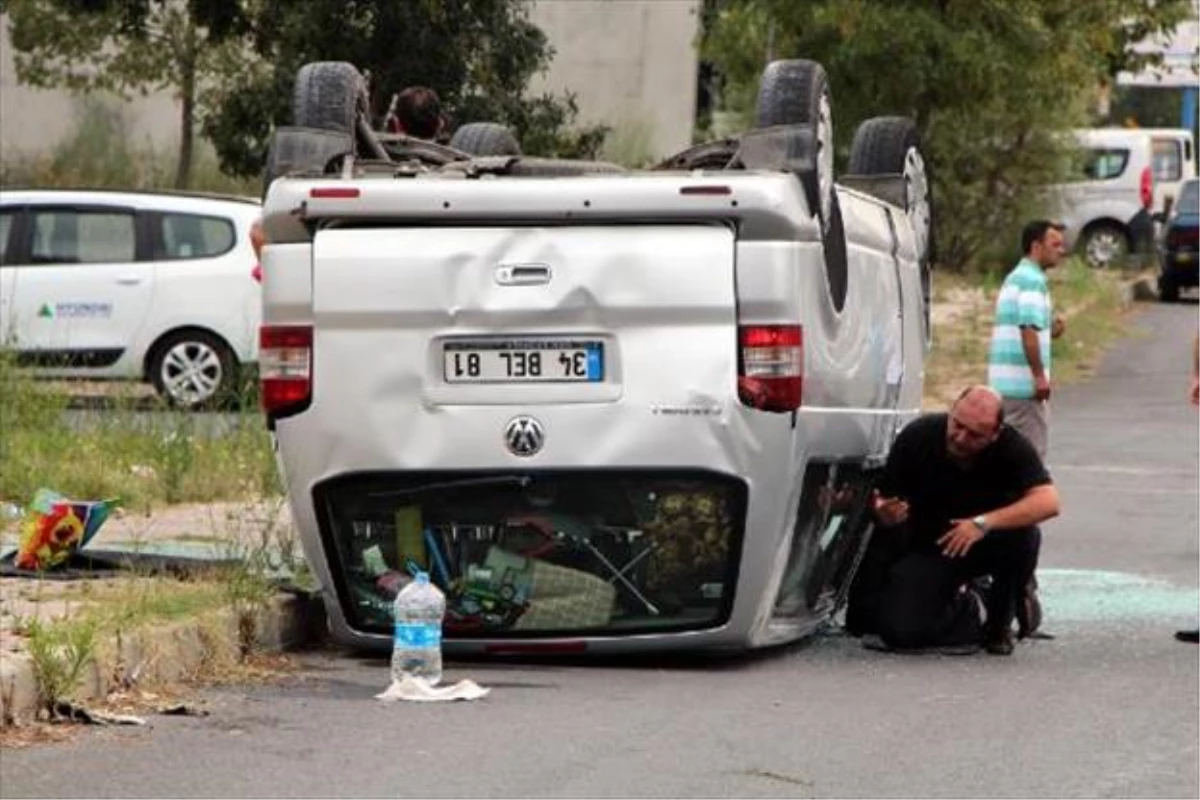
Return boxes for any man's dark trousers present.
[869,526,1041,648]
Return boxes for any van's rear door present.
[309,224,737,409]
[1152,134,1197,212]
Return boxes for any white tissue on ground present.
[375,674,490,702]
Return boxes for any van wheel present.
[754,59,835,231]
[292,62,367,134]
[1159,275,1180,302]
[449,122,522,156]
[1079,223,1129,268]
[148,330,238,410]
[848,117,934,265]
[848,116,935,344]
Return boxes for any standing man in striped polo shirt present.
[988,220,1067,459]
[987,220,1066,639]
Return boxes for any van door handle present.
[495,263,552,286]
[116,276,143,286]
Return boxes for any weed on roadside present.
[24,617,98,716]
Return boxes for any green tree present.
[5,0,255,189]
[702,0,1195,269]
[202,0,608,178]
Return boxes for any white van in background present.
[1049,127,1196,267]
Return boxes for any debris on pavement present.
[158,703,209,717]
[49,701,146,726]
[375,675,489,703]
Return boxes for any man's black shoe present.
[1175,629,1199,643]
[984,629,1015,656]
[861,634,979,656]
[1016,575,1042,639]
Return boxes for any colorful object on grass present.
[14,488,119,571]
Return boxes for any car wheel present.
[148,330,238,410]
[754,59,835,232]
[848,117,934,265]
[848,116,935,345]
[292,61,367,134]
[1159,274,1180,302]
[449,122,522,157]
[1079,223,1129,268]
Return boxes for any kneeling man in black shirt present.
[860,385,1060,655]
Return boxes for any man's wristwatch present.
[971,514,989,533]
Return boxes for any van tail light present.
[737,325,803,412]
[1140,166,1153,209]
[260,325,312,416]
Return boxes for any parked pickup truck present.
[258,59,935,654]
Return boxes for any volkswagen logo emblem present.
[504,416,545,457]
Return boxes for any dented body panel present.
[261,169,926,653]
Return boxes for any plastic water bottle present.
[391,571,445,685]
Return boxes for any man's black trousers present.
[847,526,1041,648]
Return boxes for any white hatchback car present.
[0,189,262,407]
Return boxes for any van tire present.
[1159,275,1180,302]
[848,116,935,344]
[147,329,238,410]
[1079,222,1130,268]
[449,122,522,156]
[293,62,365,135]
[848,116,934,266]
[755,59,835,231]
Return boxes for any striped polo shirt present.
[987,258,1051,400]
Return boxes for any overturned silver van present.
[258,59,934,654]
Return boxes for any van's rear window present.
[312,471,747,638]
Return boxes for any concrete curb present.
[0,590,324,724]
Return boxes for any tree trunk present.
[174,22,197,189]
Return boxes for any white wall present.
[526,0,702,160]
[0,15,179,161]
[0,3,702,164]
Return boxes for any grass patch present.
[0,352,279,511]
[1047,261,1138,384]
[88,578,231,629]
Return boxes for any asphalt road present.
[3,301,1197,799]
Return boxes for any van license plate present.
[443,340,603,384]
